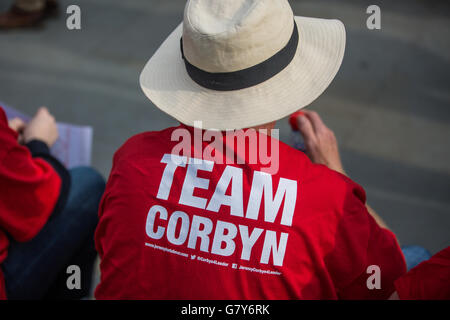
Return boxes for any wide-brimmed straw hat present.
[140,0,346,130]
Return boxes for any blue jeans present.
[401,245,432,271]
[2,167,105,300]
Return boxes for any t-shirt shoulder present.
[305,161,366,210]
[113,126,178,163]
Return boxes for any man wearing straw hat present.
[95,0,406,299]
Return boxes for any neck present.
[250,121,276,136]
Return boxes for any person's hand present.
[23,107,59,147]
[8,117,27,143]
[8,117,26,133]
[296,110,346,175]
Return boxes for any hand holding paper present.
[1,102,93,169]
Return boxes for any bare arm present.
[295,110,390,230]
[366,204,388,230]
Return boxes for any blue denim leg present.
[401,245,432,271]
[2,166,105,300]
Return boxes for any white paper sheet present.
[1,103,93,169]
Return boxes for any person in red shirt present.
[390,246,450,300]
[95,112,406,300]
[95,0,407,299]
[0,106,105,299]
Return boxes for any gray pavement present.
[1,0,449,254]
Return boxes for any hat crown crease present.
[182,0,295,73]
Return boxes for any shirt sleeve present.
[395,247,450,300]
[324,177,407,300]
[0,109,62,242]
[25,139,71,216]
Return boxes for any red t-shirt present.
[95,125,406,299]
[395,247,450,300]
[0,107,61,299]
